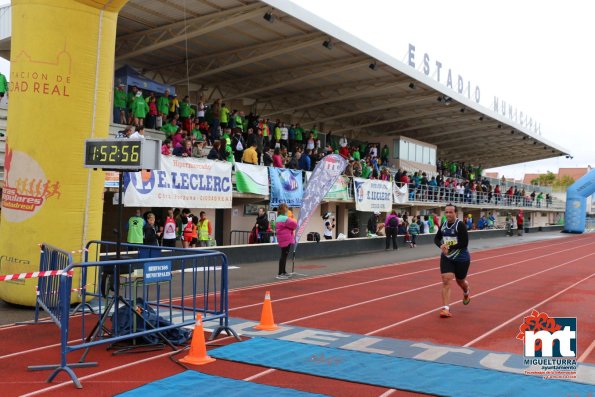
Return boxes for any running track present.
[0,234,593,396]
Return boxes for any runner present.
[434,204,471,318]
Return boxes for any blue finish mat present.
[210,338,594,397]
[116,370,330,397]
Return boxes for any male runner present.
[434,204,471,318]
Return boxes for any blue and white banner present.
[295,154,348,248]
[353,178,392,212]
[270,168,303,208]
[123,157,233,208]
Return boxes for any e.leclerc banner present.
[353,178,392,212]
[270,168,304,208]
[123,157,232,208]
[234,163,269,196]
[295,154,348,249]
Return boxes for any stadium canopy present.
[114,64,176,94]
[0,0,569,168]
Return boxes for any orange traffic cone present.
[254,290,279,331]
[179,314,216,365]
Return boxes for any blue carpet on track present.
[209,337,593,397]
[116,370,330,397]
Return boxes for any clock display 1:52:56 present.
[85,141,142,166]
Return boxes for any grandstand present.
[0,0,570,244]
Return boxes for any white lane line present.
[366,252,595,336]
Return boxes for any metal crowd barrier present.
[229,229,276,245]
[29,241,238,389]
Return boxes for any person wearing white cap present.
[322,212,335,240]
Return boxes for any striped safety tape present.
[0,269,73,282]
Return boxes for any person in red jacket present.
[275,203,297,280]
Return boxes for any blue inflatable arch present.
[564,169,595,233]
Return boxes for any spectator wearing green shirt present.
[160,118,179,138]
[157,90,170,121]
[219,102,230,128]
[179,96,192,120]
[127,209,145,244]
[131,91,149,126]
[126,86,139,113]
[113,83,127,124]
[295,123,304,145]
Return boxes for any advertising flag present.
[295,154,348,249]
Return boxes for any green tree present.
[531,171,556,186]
[553,175,575,188]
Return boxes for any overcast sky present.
[1,0,593,179]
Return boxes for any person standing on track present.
[434,204,471,318]
[275,203,297,280]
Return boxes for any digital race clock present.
[84,138,161,170]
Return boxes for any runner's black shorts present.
[440,256,470,280]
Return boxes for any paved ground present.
[0,231,567,326]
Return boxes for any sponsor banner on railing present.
[123,157,232,208]
[393,183,409,204]
[104,171,119,188]
[234,163,269,196]
[270,168,303,208]
[353,178,392,212]
[325,176,351,201]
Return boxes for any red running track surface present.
[0,234,593,397]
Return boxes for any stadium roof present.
[0,0,570,168]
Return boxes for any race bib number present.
[443,236,458,247]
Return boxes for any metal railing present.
[29,241,238,389]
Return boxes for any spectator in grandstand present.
[173,139,192,157]
[255,208,270,243]
[385,210,399,250]
[487,212,496,229]
[294,123,304,146]
[179,95,192,125]
[219,102,230,129]
[130,91,149,127]
[272,147,284,168]
[196,98,206,122]
[408,219,419,248]
[536,192,544,208]
[129,126,145,139]
[263,148,274,167]
[275,203,297,280]
[546,193,552,208]
[242,141,259,165]
[280,122,289,149]
[306,132,316,151]
[171,128,185,148]
[288,124,296,153]
[367,212,380,236]
[232,128,246,163]
[145,96,158,129]
[113,83,127,124]
[116,124,133,139]
[380,144,390,166]
[161,209,178,247]
[160,118,179,138]
[322,212,335,240]
[169,94,180,118]
[434,204,472,318]
[127,209,145,244]
[161,139,172,155]
[143,213,161,246]
[157,90,171,120]
[207,141,221,160]
[197,211,213,247]
[287,150,300,170]
[299,149,311,171]
[191,141,205,158]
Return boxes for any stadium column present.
[0,0,129,306]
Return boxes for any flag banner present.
[235,163,269,196]
[393,182,409,204]
[325,176,351,201]
[270,168,304,208]
[123,157,232,208]
[353,178,392,212]
[295,154,348,249]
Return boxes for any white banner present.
[353,178,393,212]
[393,183,409,204]
[234,163,269,196]
[123,157,232,208]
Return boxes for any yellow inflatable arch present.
[0,0,129,306]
